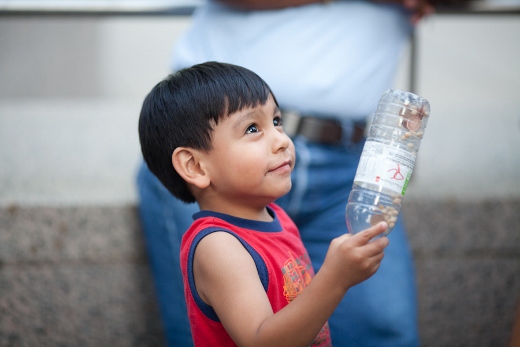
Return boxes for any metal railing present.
[0,0,202,16]
[0,0,519,16]
[1,0,518,92]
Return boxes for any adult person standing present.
[136,0,434,346]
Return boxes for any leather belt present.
[282,110,365,145]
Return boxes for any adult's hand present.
[375,0,436,24]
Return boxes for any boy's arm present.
[193,222,389,347]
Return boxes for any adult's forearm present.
[216,0,435,25]
[216,0,326,10]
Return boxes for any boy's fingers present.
[333,233,353,244]
[368,236,390,256]
[353,222,388,245]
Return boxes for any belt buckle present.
[281,110,364,145]
[299,116,342,144]
[281,110,343,144]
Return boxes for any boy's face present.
[202,94,295,209]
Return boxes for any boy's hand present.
[322,222,390,291]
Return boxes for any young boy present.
[138,61,389,347]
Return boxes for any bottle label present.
[354,141,416,196]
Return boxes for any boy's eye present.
[273,116,283,127]
[245,124,259,134]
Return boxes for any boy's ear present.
[172,147,210,189]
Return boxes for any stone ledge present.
[0,205,146,264]
[403,199,520,254]
[0,263,164,347]
[414,257,520,347]
[1,200,519,346]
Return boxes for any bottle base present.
[345,187,402,237]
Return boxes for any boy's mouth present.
[268,160,292,174]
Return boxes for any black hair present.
[138,61,277,203]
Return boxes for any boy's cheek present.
[290,143,296,167]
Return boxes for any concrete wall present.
[1,13,519,347]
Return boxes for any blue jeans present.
[137,163,197,347]
[137,136,419,347]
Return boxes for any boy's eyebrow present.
[232,110,256,131]
[231,105,281,130]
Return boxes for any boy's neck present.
[198,200,273,222]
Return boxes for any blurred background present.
[1,1,519,346]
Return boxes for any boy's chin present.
[276,183,292,199]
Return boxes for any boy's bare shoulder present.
[193,231,259,293]
[194,231,257,282]
[193,231,269,326]
[195,231,247,261]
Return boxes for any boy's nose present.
[272,127,291,152]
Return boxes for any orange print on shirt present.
[281,251,313,302]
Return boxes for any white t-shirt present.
[171,0,412,122]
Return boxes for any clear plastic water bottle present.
[346,89,430,237]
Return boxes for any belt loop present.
[340,118,367,147]
[352,120,367,144]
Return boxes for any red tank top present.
[180,203,332,346]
